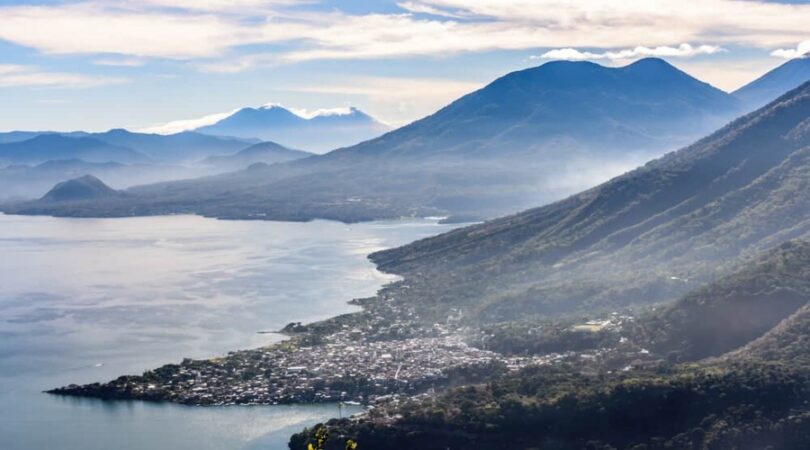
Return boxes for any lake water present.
[0,214,457,450]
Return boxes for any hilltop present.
[41,175,121,203]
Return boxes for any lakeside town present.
[48,290,650,407]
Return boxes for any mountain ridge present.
[326,57,741,162]
[0,134,148,165]
[196,105,390,153]
[201,141,313,171]
[734,55,810,110]
[1,58,754,223]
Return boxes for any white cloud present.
[283,76,483,126]
[400,0,809,48]
[0,3,262,59]
[412,0,808,46]
[139,77,482,133]
[195,53,279,74]
[93,57,146,67]
[0,0,807,68]
[134,0,304,11]
[534,43,726,62]
[136,108,241,134]
[0,64,128,88]
[771,40,810,60]
[291,106,355,119]
[137,104,365,134]
[396,1,464,18]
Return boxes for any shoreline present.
[36,214,476,408]
[0,207,477,226]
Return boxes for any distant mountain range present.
[195,105,391,153]
[201,142,313,171]
[82,129,255,163]
[0,159,207,201]
[5,57,764,222]
[5,57,810,222]
[0,135,148,165]
[0,129,309,200]
[0,129,255,165]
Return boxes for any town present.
[50,327,544,406]
[48,302,652,407]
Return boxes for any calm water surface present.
[0,214,457,450]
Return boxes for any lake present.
[0,214,457,450]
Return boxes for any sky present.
[0,0,808,132]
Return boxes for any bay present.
[0,213,456,450]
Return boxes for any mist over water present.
[0,214,457,450]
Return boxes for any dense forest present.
[292,363,810,449]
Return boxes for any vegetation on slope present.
[366,82,810,326]
[634,241,810,361]
[290,241,810,449]
[291,363,810,450]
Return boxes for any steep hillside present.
[725,304,810,364]
[0,129,253,164]
[291,364,810,450]
[290,241,810,450]
[734,56,810,110]
[367,81,810,323]
[635,241,810,361]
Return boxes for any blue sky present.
[0,0,808,132]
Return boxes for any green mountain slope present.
[290,364,810,450]
[367,82,810,324]
[635,241,810,361]
[290,241,810,450]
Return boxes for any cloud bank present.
[535,44,726,62]
[771,40,810,60]
[0,0,807,70]
[0,64,128,88]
